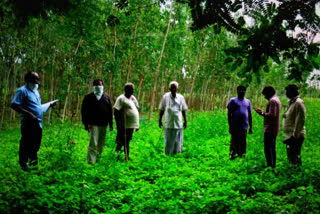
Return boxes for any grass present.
[0,98,319,213]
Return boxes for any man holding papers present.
[11,71,57,171]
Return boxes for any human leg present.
[97,126,107,155]
[28,126,42,169]
[296,137,304,165]
[264,134,276,168]
[19,122,42,171]
[165,129,178,155]
[238,130,247,157]
[87,126,99,163]
[19,127,29,171]
[229,132,239,159]
[125,128,134,159]
[175,129,183,154]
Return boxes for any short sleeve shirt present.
[159,92,188,129]
[227,97,252,130]
[11,84,49,128]
[114,94,139,129]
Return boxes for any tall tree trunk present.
[126,22,138,82]
[10,62,17,122]
[0,68,10,129]
[48,53,56,123]
[160,68,167,96]
[62,78,71,122]
[137,75,144,102]
[108,72,113,98]
[187,48,203,108]
[41,57,46,97]
[207,72,216,111]
[149,2,173,121]
[207,40,219,111]
[200,79,208,111]
[62,37,82,122]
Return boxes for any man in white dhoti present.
[159,81,188,155]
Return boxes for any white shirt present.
[159,92,188,129]
[114,94,139,129]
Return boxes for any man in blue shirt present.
[227,85,253,159]
[11,71,56,171]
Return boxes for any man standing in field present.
[114,83,139,161]
[11,71,56,171]
[159,81,188,155]
[283,84,306,166]
[255,86,281,168]
[227,85,253,159]
[81,79,113,164]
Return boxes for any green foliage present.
[183,0,320,81]
[1,99,320,213]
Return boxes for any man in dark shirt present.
[81,79,113,163]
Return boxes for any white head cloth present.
[169,81,179,89]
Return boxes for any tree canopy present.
[180,0,320,81]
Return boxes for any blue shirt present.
[11,84,50,128]
[227,97,252,130]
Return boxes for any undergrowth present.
[0,98,319,213]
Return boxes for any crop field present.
[0,98,320,213]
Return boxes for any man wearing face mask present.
[81,79,113,164]
[159,81,188,155]
[227,85,253,160]
[11,71,56,171]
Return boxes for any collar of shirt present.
[288,96,299,105]
[170,93,178,101]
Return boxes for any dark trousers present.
[116,128,134,158]
[19,121,42,171]
[264,133,277,168]
[230,129,247,159]
[286,137,304,165]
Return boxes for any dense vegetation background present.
[0,0,320,213]
[1,0,319,127]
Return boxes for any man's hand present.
[109,126,113,131]
[254,108,263,115]
[135,128,139,132]
[159,120,163,128]
[183,121,187,129]
[249,128,253,134]
[50,102,57,108]
[87,125,92,132]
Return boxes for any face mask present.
[28,83,39,91]
[93,86,104,100]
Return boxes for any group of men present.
[11,72,188,170]
[227,85,306,168]
[11,71,306,171]
[81,79,188,163]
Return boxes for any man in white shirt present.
[114,83,139,161]
[159,81,188,155]
[283,84,306,166]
